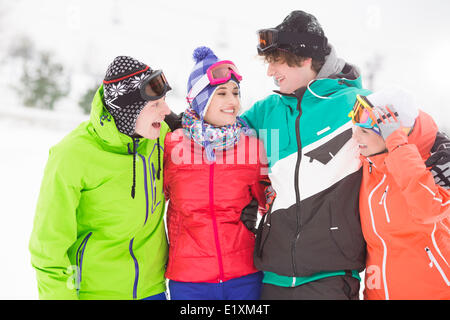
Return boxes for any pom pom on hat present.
[186,46,220,118]
[192,46,218,63]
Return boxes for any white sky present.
[0,0,449,299]
[2,0,450,129]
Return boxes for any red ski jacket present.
[163,129,268,282]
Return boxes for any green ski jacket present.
[29,85,169,299]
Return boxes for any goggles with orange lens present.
[256,28,327,55]
[349,94,382,135]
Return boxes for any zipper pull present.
[425,247,433,268]
[379,186,388,205]
[369,161,373,174]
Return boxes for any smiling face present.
[352,126,387,157]
[203,81,240,126]
[266,57,317,94]
[134,97,171,140]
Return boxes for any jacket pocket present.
[328,174,366,267]
[75,232,93,292]
[379,185,390,223]
[329,207,362,262]
[425,247,450,286]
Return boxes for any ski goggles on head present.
[140,70,172,101]
[207,60,242,85]
[187,60,242,103]
[256,28,327,55]
[349,94,383,135]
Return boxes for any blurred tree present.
[11,40,70,110]
[78,84,99,115]
[8,36,35,60]
[365,53,383,91]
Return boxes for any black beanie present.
[103,56,154,137]
[275,10,330,60]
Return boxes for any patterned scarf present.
[182,107,254,162]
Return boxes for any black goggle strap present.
[259,29,327,50]
[277,32,327,49]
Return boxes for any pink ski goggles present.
[187,60,243,103]
[206,60,242,85]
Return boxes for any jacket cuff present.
[385,129,408,153]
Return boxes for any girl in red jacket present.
[163,47,269,300]
[350,87,450,299]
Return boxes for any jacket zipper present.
[129,238,139,299]
[130,145,161,299]
[291,89,305,279]
[425,247,450,286]
[137,154,150,226]
[379,185,390,223]
[75,232,93,293]
[368,174,390,299]
[149,156,161,214]
[209,163,225,282]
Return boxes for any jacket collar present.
[274,66,364,112]
[89,85,137,153]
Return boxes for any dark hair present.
[261,49,325,74]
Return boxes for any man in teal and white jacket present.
[241,10,370,300]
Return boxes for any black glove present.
[426,131,450,189]
[431,132,450,153]
[425,148,450,189]
[164,111,183,131]
[240,198,259,234]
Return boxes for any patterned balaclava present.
[103,56,163,199]
[103,56,154,137]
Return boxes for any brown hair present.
[261,49,325,74]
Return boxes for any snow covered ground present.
[0,104,89,299]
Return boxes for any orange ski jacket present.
[359,110,450,300]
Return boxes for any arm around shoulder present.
[385,130,450,224]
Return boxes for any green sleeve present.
[29,147,81,300]
[241,101,263,131]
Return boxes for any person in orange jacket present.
[350,87,450,300]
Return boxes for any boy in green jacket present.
[241,10,369,300]
[29,56,172,300]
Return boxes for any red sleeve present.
[250,139,275,215]
[163,132,173,201]
[385,129,450,224]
